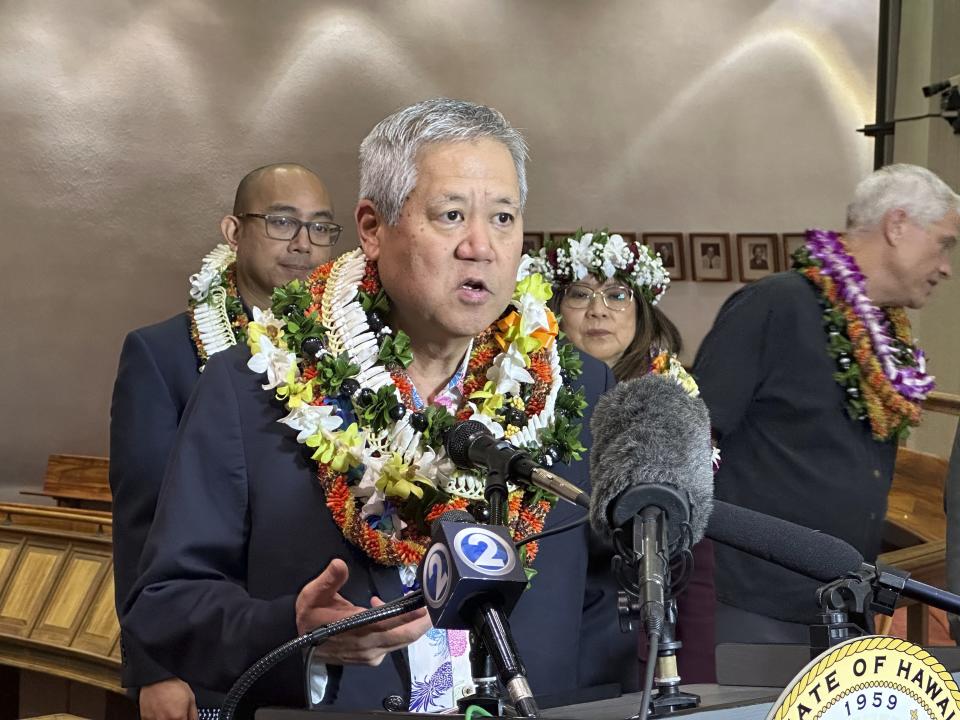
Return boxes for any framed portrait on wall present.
[737,233,779,282]
[781,232,807,268]
[549,231,575,245]
[614,231,638,245]
[690,233,731,281]
[522,231,545,255]
[642,232,685,280]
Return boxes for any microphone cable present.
[219,590,424,720]
[514,515,589,548]
[637,632,659,720]
[221,511,591,719]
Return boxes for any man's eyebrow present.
[264,204,333,220]
[427,193,520,206]
[427,193,468,204]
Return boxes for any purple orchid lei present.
[805,229,934,401]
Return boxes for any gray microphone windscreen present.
[589,373,714,543]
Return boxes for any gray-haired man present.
[124,99,635,716]
[694,163,958,643]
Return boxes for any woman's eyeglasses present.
[561,284,634,311]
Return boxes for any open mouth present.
[460,278,489,293]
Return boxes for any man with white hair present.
[694,163,958,643]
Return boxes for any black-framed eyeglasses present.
[237,213,342,247]
[561,283,634,311]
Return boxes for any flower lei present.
[524,228,670,305]
[792,230,934,440]
[245,249,587,568]
[649,349,722,470]
[187,244,250,370]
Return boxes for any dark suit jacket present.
[123,343,637,712]
[110,313,207,691]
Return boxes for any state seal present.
[769,636,960,720]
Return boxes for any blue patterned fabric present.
[406,628,471,712]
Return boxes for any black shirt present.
[693,272,896,624]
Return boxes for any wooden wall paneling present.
[0,541,66,637]
[73,569,120,656]
[32,547,110,648]
[0,537,25,592]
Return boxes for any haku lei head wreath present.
[522,229,671,305]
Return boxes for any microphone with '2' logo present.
[418,510,540,717]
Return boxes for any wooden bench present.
[20,455,111,512]
[875,390,960,644]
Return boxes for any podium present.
[255,684,779,720]
[253,644,960,719]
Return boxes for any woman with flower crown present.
[524,229,717,684]
[693,164,957,645]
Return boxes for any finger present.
[348,607,432,650]
[299,559,350,608]
[350,602,428,634]
[334,614,433,664]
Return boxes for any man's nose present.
[288,224,312,253]
[456,219,495,262]
[939,257,952,279]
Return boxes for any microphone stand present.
[456,456,540,718]
[812,562,960,659]
[648,598,700,716]
[613,507,699,718]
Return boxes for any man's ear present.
[220,215,241,250]
[356,200,383,261]
[882,208,909,246]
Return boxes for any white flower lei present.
[188,244,240,367]
[247,249,565,514]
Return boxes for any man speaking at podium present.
[694,164,959,644]
[123,98,635,716]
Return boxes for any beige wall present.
[897,0,960,458]
[0,0,878,500]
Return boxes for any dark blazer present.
[123,343,637,712]
[110,312,207,691]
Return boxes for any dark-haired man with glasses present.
[109,163,338,720]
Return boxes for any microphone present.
[445,420,590,509]
[923,73,960,97]
[589,374,715,546]
[706,503,960,622]
[419,510,539,717]
[705,500,864,582]
[589,374,715,638]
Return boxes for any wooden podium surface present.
[253,684,780,720]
